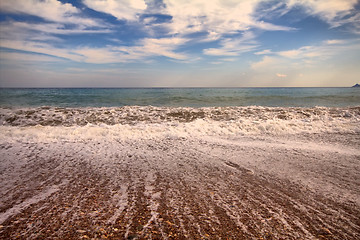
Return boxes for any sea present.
[0,87,359,108]
[1,88,360,239]
[0,87,359,136]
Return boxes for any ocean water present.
[0,87,359,108]
[0,88,359,136]
[1,89,359,239]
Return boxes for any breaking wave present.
[1,106,359,127]
[0,106,359,141]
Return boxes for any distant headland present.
[352,83,360,88]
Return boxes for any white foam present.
[0,182,65,224]
[0,106,359,144]
[1,106,359,127]
[0,116,358,145]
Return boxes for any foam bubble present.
[0,106,359,143]
[0,112,358,144]
[1,106,359,127]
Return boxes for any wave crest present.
[1,106,359,127]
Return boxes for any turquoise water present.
[0,88,359,108]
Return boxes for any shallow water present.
[1,87,359,108]
[1,88,359,239]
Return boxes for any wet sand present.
[0,133,359,239]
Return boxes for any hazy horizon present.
[1,0,360,88]
[0,86,359,89]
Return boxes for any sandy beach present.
[1,134,359,239]
[0,106,359,239]
[1,0,360,238]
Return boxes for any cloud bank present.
[1,0,358,63]
[0,0,359,87]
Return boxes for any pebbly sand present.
[0,106,359,239]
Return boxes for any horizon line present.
[0,86,357,89]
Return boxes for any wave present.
[0,106,359,139]
[1,106,359,126]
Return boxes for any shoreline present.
[1,130,359,239]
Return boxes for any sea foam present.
[0,106,359,142]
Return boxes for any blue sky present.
[0,0,359,87]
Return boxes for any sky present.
[0,0,359,87]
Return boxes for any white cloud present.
[204,48,238,57]
[255,49,272,55]
[278,49,303,58]
[162,0,294,36]
[275,40,359,61]
[0,0,110,50]
[251,56,278,70]
[0,21,111,40]
[286,0,358,27]
[0,0,100,26]
[157,1,295,58]
[134,37,189,60]
[208,57,237,65]
[250,39,360,82]
[0,51,63,63]
[276,73,287,77]
[203,32,258,56]
[203,44,257,56]
[0,40,85,62]
[1,0,358,68]
[0,36,189,64]
[221,58,237,62]
[71,47,122,63]
[325,39,346,45]
[343,12,360,34]
[83,0,147,21]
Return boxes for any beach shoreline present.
[1,122,359,239]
